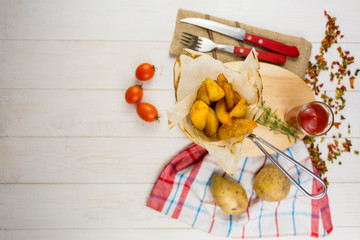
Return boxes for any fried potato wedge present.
[217,118,257,140]
[204,107,219,137]
[215,99,232,126]
[204,77,225,102]
[216,73,228,89]
[217,73,235,111]
[229,98,248,119]
[223,82,235,112]
[196,82,211,105]
[190,100,209,131]
[234,91,241,105]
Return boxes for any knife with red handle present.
[180,18,300,58]
[244,33,299,57]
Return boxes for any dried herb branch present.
[304,10,359,186]
[256,103,300,141]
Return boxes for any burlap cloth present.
[169,9,312,79]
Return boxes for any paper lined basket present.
[167,49,263,174]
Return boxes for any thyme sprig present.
[256,103,300,141]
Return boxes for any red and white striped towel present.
[147,140,333,238]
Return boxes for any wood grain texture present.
[0,229,227,240]
[1,227,360,240]
[1,89,358,138]
[0,137,192,183]
[0,89,179,137]
[0,40,174,90]
[0,41,359,90]
[1,0,359,42]
[0,183,359,229]
[0,0,360,239]
[1,137,358,184]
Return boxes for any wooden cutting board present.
[224,61,315,157]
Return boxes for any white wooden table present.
[1,1,359,239]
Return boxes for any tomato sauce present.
[299,103,329,135]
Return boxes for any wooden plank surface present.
[1,137,358,184]
[1,0,359,42]
[0,41,359,90]
[0,227,359,240]
[0,137,192,184]
[1,0,359,239]
[0,89,358,138]
[0,227,360,240]
[0,183,359,229]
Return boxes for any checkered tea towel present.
[147,140,333,238]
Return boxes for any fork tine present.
[181,35,193,41]
[182,32,198,39]
[181,42,200,51]
[180,40,192,48]
[182,32,200,44]
[180,38,196,47]
[180,42,188,47]
[180,41,198,50]
[180,32,203,51]
[180,38,191,44]
[180,42,194,49]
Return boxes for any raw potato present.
[253,165,291,202]
[217,118,257,140]
[196,83,211,105]
[203,107,219,137]
[210,173,248,215]
[190,100,209,131]
[204,78,225,102]
[215,99,232,126]
[229,98,248,119]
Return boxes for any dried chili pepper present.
[303,10,359,186]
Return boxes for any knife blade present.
[180,18,299,58]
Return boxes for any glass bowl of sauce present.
[284,101,334,137]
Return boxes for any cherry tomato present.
[125,84,143,104]
[136,102,159,122]
[135,63,155,81]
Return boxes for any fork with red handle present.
[181,32,287,65]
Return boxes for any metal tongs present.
[247,134,327,200]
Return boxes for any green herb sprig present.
[256,103,300,142]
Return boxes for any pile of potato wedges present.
[190,73,257,140]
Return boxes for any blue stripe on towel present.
[192,171,214,227]
[226,215,232,237]
[287,148,300,236]
[259,200,264,237]
[238,157,248,183]
[165,173,184,215]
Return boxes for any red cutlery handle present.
[244,33,299,58]
[233,46,286,65]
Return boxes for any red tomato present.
[136,102,159,122]
[125,85,143,104]
[135,63,155,81]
